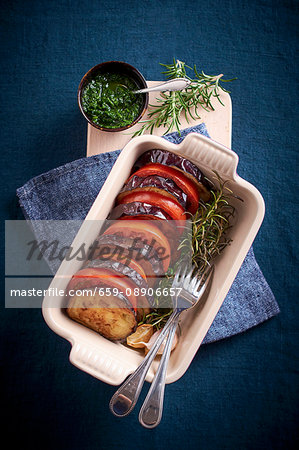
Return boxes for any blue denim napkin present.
[17,124,280,344]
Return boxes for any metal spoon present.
[133,77,192,94]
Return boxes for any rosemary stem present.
[132,60,235,138]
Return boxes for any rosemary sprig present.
[138,174,236,330]
[133,59,236,137]
[138,309,173,330]
[180,174,235,272]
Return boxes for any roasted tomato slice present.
[68,267,139,311]
[132,148,212,196]
[129,163,200,214]
[116,187,186,221]
[102,220,171,272]
[168,165,211,203]
[120,175,188,209]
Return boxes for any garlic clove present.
[126,324,154,349]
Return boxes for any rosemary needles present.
[187,176,235,271]
[133,59,236,137]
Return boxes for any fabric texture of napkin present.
[17,124,280,344]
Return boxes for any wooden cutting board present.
[86,81,232,156]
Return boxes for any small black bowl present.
[78,61,149,132]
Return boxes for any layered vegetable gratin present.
[66,149,231,349]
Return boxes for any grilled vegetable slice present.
[102,220,172,272]
[132,149,211,202]
[116,187,186,221]
[132,149,207,184]
[108,201,173,221]
[129,163,200,214]
[87,240,155,287]
[109,252,147,281]
[88,234,165,280]
[67,288,137,342]
[120,175,188,209]
[84,259,153,315]
[118,215,181,246]
[67,267,139,309]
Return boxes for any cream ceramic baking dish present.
[42,133,265,385]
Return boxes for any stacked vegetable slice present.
[66,149,211,341]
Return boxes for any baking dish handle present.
[69,339,133,386]
[178,133,239,179]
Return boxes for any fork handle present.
[109,310,180,417]
[138,314,180,428]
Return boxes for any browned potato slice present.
[67,291,137,342]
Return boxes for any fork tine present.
[183,267,194,289]
[189,274,198,290]
[192,274,205,293]
[172,266,182,286]
[193,264,210,290]
[177,265,188,284]
[195,264,214,296]
[189,266,201,289]
[172,264,188,288]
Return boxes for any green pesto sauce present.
[81,73,143,129]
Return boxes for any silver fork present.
[109,264,214,419]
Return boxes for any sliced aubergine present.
[132,149,212,200]
[108,201,173,221]
[117,215,181,250]
[100,216,178,270]
[119,175,188,209]
[66,267,140,311]
[115,187,186,221]
[87,234,165,279]
[127,164,200,213]
[86,241,156,288]
[86,230,166,287]
[67,286,137,342]
[132,149,208,185]
[84,259,153,318]
[116,186,184,207]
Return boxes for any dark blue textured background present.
[1,1,298,448]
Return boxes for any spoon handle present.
[133,77,191,94]
[138,315,180,429]
[109,309,180,417]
